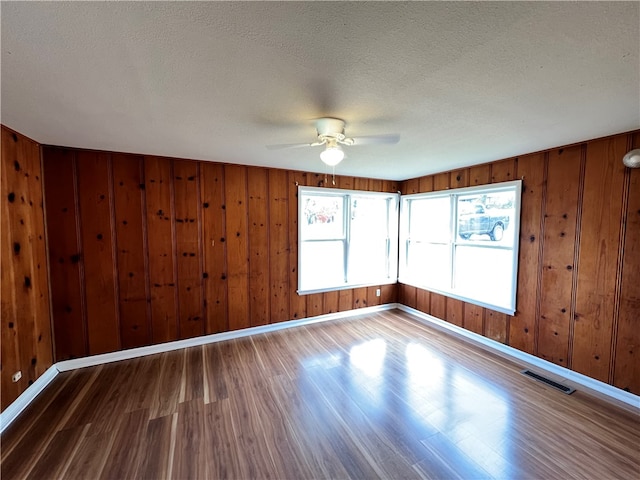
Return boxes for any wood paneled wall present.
[1,126,53,411]
[399,130,640,395]
[42,147,398,361]
[5,125,636,412]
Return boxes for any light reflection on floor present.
[349,338,387,378]
[405,342,510,477]
[301,336,513,478]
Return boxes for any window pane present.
[349,239,389,284]
[301,195,344,239]
[300,241,345,290]
[457,191,516,246]
[411,197,450,243]
[454,245,514,309]
[349,196,391,283]
[407,242,451,290]
[351,196,388,237]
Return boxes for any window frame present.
[297,186,399,295]
[398,180,522,314]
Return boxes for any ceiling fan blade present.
[350,134,400,146]
[266,142,314,150]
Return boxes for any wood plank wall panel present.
[112,154,150,349]
[418,176,433,193]
[399,130,640,394]
[450,169,469,190]
[382,180,399,194]
[469,164,491,186]
[76,151,120,355]
[403,178,419,195]
[572,137,627,381]
[1,136,23,408]
[491,158,516,183]
[430,293,446,320]
[323,290,339,314]
[173,160,204,339]
[463,304,484,335]
[433,172,450,191]
[401,284,417,309]
[366,287,380,307]
[416,288,431,315]
[445,298,464,328]
[41,148,85,361]
[336,175,354,190]
[613,133,640,393]
[353,177,369,191]
[247,168,270,327]
[1,127,53,411]
[537,146,582,367]
[24,139,52,375]
[338,289,353,312]
[143,157,178,343]
[268,170,289,323]
[369,179,383,192]
[353,287,368,309]
[223,165,250,331]
[201,163,228,333]
[380,284,397,305]
[510,153,545,354]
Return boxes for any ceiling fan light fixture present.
[320,144,344,166]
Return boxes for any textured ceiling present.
[2,1,639,181]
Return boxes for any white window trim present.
[398,180,522,315]
[297,186,399,295]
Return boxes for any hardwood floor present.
[2,309,638,479]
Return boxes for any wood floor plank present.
[202,343,229,403]
[60,430,113,480]
[225,384,278,478]
[172,399,207,480]
[136,413,176,480]
[183,346,204,403]
[149,349,184,419]
[26,425,89,480]
[78,362,144,436]
[265,374,353,479]
[100,408,150,479]
[124,355,162,413]
[202,398,244,479]
[2,309,638,480]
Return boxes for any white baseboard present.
[56,303,396,372]
[396,304,640,411]
[0,365,59,434]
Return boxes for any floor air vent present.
[520,369,576,395]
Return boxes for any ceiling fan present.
[267,117,400,166]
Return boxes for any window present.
[298,186,399,294]
[399,180,522,314]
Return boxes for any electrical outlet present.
[376,288,381,297]
[12,371,22,383]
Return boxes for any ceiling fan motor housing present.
[315,118,354,145]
